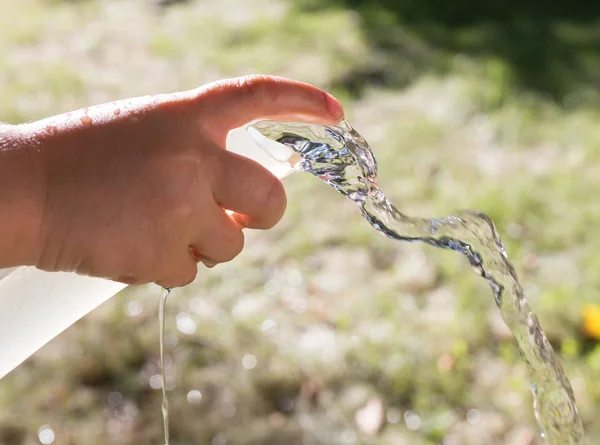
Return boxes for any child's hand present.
[1,75,344,288]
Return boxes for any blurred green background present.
[1,0,600,444]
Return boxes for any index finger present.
[195,75,344,145]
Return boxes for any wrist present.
[0,123,47,268]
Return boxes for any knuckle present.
[222,227,245,262]
[259,175,287,228]
[158,263,197,288]
[156,278,174,289]
[180,263,198,286]
[115,274,146,286]
[236,75,274,103]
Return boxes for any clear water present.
[250,119,585,444]
[159,287,171,445]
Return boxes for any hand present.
[1,75,344,288]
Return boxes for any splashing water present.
[159,287,171,445]
[250,120,585,444]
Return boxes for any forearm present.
[0,123,45,268]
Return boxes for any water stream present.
[250,119,585,444]
[159,287,171,445]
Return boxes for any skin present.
[0,75,344,288]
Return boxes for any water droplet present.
[242,354,257,370]
[261,319,277,335]
[149,374,162,389]
[189,297,209,314]
[285,268,303,286]
[212,433,227,445]
[404,410,421,430]
[125,300,143,317]
[80,115,93,127]
[290,297,307,313]
[45,125,57,136]
[222,387,236,402]
[158,354,173,369]
[123,401,139,419]
[571,377,586,393]
[165,333,179,348]
[505,391,522,407]
[222,403,236,418]
[340,429,357,444]
[38,425,55,444]
[231,295,259,318]
[386,407,402,424]
[114,108,121,116]
[506,222,524,239]
[187,390,202,404]
[278,398,295,412]
[108,391,123,407]
[299,326,337,355]
[264,280,281,296]
[176,312,197,334]
[466,408,482,424]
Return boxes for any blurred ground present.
[1,0,600,444]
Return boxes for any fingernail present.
[189,247,202,262]
[189,246,215,265]
[325,92,344,121]
[189,247,218,268]
[115,275,138,285]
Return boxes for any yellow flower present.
[583,304,600,339]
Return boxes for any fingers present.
[154,147,279,287]
[111,240,199,289]
[150,231,199,288]
[113,151,271,288]
[155,256,198,289]
[196,75,344,145]
[211,148,287,230]
[155,199,245,287]
[189,201,245,264]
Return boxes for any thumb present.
[195,75,344,145]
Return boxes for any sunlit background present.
[1,0,600,444]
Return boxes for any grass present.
[1,0,599,444]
